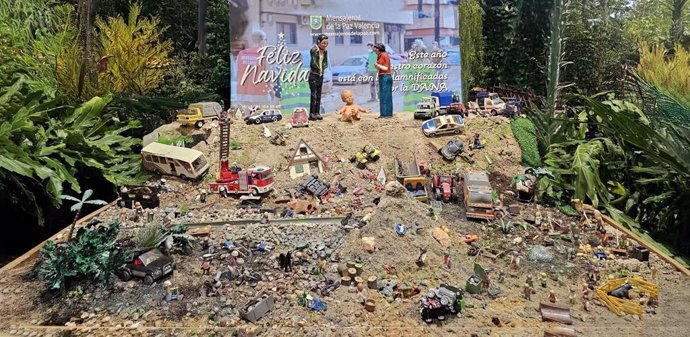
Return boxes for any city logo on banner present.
[309,15,323,30]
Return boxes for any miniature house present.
[288,139,324,179]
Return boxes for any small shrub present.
[37,222,129,290]
[229,139,242,150]
[511,117,542,168]
[135,223,166,250]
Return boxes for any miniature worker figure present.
[510,253,522,269]
[539,272,548,288]
[569,288,576,304]
[133,202,144,222]
[356,282,368,305]
[472,133,483,149]
[317,254,327,275]
[199,189,207,203]
[584,300,591,312]
[260,212,270,224]
[201,258,212,275]
[335,89,371,122]
[230,161,241,173]
[548,290,557,303]
[147,209,155,223]
[230,250,239,266]
[526,274,534,288]
[582,283,591,300]
[650,265,658,280]
[443,251,452,270]
[534,209,543,226]
[416,246,428,267]
[119,208,128,222]
[523,284,532,300]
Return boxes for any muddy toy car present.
[439,139,464,161]
[420,284,464,324]
[120,249,175,285]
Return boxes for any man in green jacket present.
[367,43,378,102]
[309,34,329,120]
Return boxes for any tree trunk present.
[670,0,688,44]
[198,0,208,56]
[67,208,82,242]
[77,0,96,100]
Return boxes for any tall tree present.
[197,0,208,55]
[670,0,688,43]
[60,189,107,241]
[458,0,484,101]
[76,0,96,100]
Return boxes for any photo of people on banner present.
[230,0,461,118]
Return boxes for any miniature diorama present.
[3,1,689,336]
[335,89,371,122]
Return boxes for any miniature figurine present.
[534,209,543,226]
[199,189,207,203]
[335,89,371,122]
[523,284,532,300]
[497,271,505,284]
[443,251,452,270]
[607,281,634,299]
[147,209,155,222]
[472,133,483,149]
[317,253,327,275]
[119,208,128,222]
[231,250,239,267]
[201,258,211,275]
[260,212,270,224]
[569,288,576,304]
[581,283,591,300]
[416,246,428,267]
[356,282,368,305]
[548,290,557,303]
[510,253,522,269]
[133,202,144,221]
[584,300,591,311]
[651,265,658,280]
[526,274,534,288]
[159,178,170,193]
[539,272,547,288]
[586,261,600,283]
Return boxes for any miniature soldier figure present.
[539,272,548,288]
[523,284,532,300]
[526,274,534,288]
[199,189,207,203]
[548,290,557,303]
[159,178,170,193]
[443,251,452,270]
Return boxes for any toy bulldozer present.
[270,132,286,146]
[349,145,381,169]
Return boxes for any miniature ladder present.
[219,113,230,170]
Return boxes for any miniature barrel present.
[341,276,352,286]
[354,263,364,275]
[367,276,378,289]
[365,299,376,312]
[354,276,364,285]
[347,261,356,269]
[348,268,358,277]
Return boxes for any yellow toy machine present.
[350,145,381,169]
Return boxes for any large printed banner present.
[230,0,461,115]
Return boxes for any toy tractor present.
[432,174,459,202]
[349,145,381,169]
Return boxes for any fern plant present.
[135,223,166,250]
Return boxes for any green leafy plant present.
[157,134,193,146]
[229,139,242,150]
[511,117,542,168]
[37,221,128,290]
[135,223,167,250]
[60,189,108,242]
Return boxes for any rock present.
[527,245,554,263]
[362,237,376,253]
[432,227,451,247]
[384,181,407,197]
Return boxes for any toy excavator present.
[349,145,381,169]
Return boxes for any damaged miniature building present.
[289,139,325,179]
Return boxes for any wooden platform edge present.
[0,199,120,273]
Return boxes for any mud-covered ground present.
[1,113,689,337]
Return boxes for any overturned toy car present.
[420,284,465,324]
[349,145,381,169]
[439,139,464,161]
[119,249,175,285]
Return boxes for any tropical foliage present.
[37,221,128,290]
[510,117,542,168]
[459,0,485,101]
[637,43,690,100]
[60,189,107,242]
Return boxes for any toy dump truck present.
[414,91,455,119]
[395,155,429,202]
[176,102,223,128]
[462,171,499,220]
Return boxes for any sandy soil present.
[1,113,689,337]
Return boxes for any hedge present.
[511,117,542,168]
